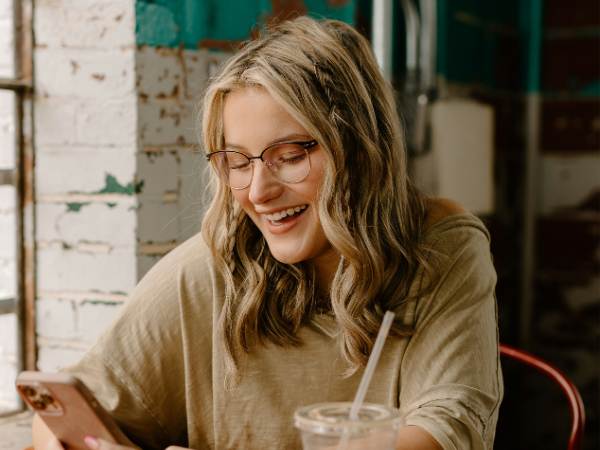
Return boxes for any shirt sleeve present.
[398,217,503,450]
[60,234,215,449]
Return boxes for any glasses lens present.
[210,151,252,188]
[264,144,310,183]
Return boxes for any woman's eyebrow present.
[224,133,313,150]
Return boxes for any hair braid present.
[226,199,238,274]
[313,63,341,124]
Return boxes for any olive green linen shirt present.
[62,214,503,450]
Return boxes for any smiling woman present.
[33,16,502,450]
[222,87,333,267]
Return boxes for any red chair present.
[499,343,585,450]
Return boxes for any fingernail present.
[84,436,99,450]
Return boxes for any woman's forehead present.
[222,88,310,147]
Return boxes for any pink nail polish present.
[84,436,99,450]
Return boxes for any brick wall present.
[135,45,228,278]
[32,0,226,374]
[33,0,138,371]
[0,0,18,414]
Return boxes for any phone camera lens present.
[40,394,54,405]
[32,399,47,410]
[21,386,36,397]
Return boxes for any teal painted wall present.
[136,0,357,50]
[135,0,598,95]
[435,0,521,91]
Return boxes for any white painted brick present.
[35,1,134,50]
[0,184,15,208]
[0,186,16,264]
[36,200,137,249]
[0,213,15,260]
[0,358,18,412]
[37,247,137,293]
[137,199,179,243]
[35,150,136,195]
[178,201,203,243]
[35,297,77,339]
[137,151,180,197]
[0,88,14,117]
[0,8,14,78]
[0,258,16,298]
[36,0,124,5]
[539,154,600,214]
[78,301,123,344]
[0,312,16,352]
[137,254,163,281]
[0,116,15,169]
[178,149,207,242]
[183,50,230,100]
[138,102,196,146]
[75,98,137,147]
[37,347,87,372]
[137,47,183,102]
[0,313,18,413]
[35,48,135,99]
[34,98,77,146]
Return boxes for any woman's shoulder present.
[421,197,490,250]
[131,232,222,304]
[423,197,472,231]
[146,232,215,276]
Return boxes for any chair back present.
[499,343,585,450]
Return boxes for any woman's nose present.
[248,162,284,205]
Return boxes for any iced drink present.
[294,402,403,450]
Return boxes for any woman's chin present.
[267,246,309,265]
[270,252,305,265]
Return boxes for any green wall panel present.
[136,0,356,50]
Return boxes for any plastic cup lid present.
[294,402,403,435]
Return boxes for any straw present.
[337,310,396,449]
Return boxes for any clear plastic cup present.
[294,402,403,450]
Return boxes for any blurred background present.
[0,0,598,449]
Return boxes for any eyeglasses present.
[206,140,318,189]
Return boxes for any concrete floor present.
[0,411,33,450]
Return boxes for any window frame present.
[0,0,35,418]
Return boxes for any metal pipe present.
[0,77,31,91]
[400,0,420,77]
[418,0,437,90]
[520,0,543,350]
[372,0,394,79]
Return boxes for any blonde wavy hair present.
[200,17,436,387]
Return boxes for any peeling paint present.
[97,174,144,195]
[76,242,112,254]
[162,190,178,203]
[138,242,178,255]
[37,336,90,351]
[66,202,89,212]
[39,193,133,204]
[136,0,355,49]
[37,290,128,303]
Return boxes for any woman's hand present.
[83,437,189,450]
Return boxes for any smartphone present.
[16,371,133,450]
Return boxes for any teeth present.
[264,205,308,223]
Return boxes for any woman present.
[33,17,502,450]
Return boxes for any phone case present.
[16,371,134,450]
